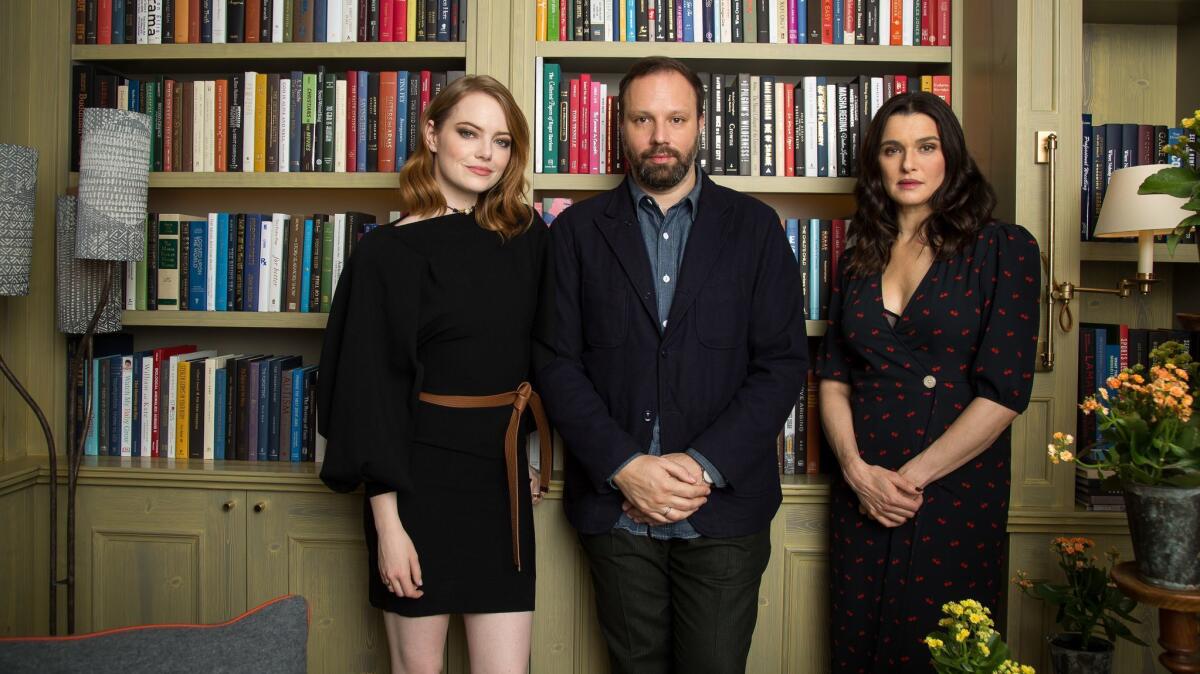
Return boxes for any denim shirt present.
[610,174,726,540]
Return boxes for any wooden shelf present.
[71,42,468,70]
[534,173,856,194]
[69,171,400,189]
[535,41,951,73]
[119,312,821,335]
[122,310,328,329]
[1083,0,1199,26]
[1079,241,1200,264]
[2,456,835,500]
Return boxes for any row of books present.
[122,211,378,312]
[1079,115,1197,242]
[776,370,823,475]
[784,218,846,321]
[534,0,952,46]
[70,67,463,172]
[74,0,465,44]
[534,63,950,177]
[1076,466,1123,512]
[1076,324,1198,456]
[76,341,323,462]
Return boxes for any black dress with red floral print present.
[816,222,1041,673]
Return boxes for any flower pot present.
[1048,634,1114,674]
[1122,481,1200,591]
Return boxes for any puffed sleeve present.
[971,223,1041,413]
[317,231,425,495]
[815,247,856,383]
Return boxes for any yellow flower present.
[1132,374,1144,384]
[969,612,985,624]
[956,628,970,642]
[1098,388,1110,401]
[1022,666,1036,674]
[950,604,964,616]
[1186,117,1197,129]
[925,636,944,649]
[978,643,991,656]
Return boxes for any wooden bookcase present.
[5,0,1193,672]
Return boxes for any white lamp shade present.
[75,108,151,262]
[1094,164,1192,238]
[0,143,39,296]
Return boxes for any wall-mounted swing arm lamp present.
[1039,131,1190,370]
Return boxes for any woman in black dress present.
[317,75,550,673]
[817,92,1040,673]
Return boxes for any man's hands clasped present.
[614,453,711,525]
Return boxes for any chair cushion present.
[0,594,308,674]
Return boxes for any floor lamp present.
[57,107,151,634]
[0,143,54,631]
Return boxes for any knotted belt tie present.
[417,382,552,571]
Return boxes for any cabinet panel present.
[246,490,386,674]
[783,550,831,674]
[76,485,245,632]
[0,484,43,636]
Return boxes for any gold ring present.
[662,506,672,516]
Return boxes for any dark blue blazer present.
[535,173,810,537]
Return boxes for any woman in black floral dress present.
[817,92,1040,673]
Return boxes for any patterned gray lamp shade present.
[75,108,151,261]
[56,196,122,334]
[0,144,39,296]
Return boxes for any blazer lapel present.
[664,174,734,337]
[594,181,660,326]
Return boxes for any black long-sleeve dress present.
[816,222,1040,673]
[317,211,548,616]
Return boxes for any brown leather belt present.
[418,382,552,571]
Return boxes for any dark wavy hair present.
[845,91,996,278]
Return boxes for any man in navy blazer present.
[536,57,809,673]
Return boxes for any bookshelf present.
[1075,0,1200,495]
[70,29,475,362]
[516,1,965,345]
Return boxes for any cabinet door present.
[246,490,387,674]
[75,485,246,632]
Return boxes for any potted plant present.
[1050,340,1200,589]
[924,599,1035,674]
[1139,108,1199,254]
[1013,538,1145,674]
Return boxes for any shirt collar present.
[627,167,703,222]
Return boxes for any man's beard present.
[628,141,699,190]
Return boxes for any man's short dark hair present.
[618,56,705,120]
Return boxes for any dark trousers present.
[578,528,772,674]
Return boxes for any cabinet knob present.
[222,500,236,511]
[254,501,267,513]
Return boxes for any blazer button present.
[923,375,937,389]
[643,410,653,422]
[660,349,667,358]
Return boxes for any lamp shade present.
[56,196,122,334]
[0,143,39,296]
[1094,164,1192,238]
[75,108,151,261]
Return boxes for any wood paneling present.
[246,490,386,674]
[76,486,245,632]
[1083,24,1178,125]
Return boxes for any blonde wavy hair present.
[396,75,533,240]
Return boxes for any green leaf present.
[1139,167,1200,198]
